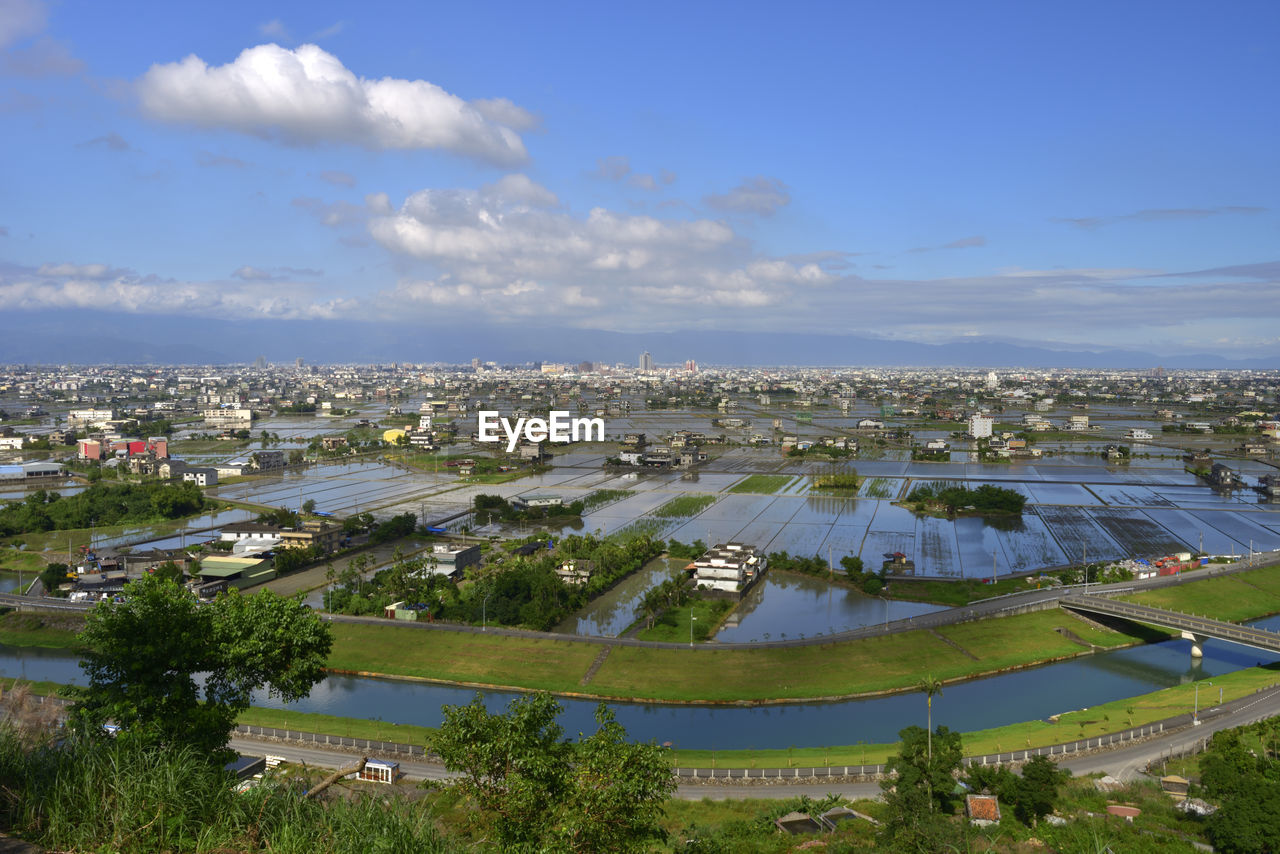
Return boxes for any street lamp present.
[689,608,697,648]
[1194,681,1214,725]
[482,592,492,632]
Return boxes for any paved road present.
[229,682,1280,801]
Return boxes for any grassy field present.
[1125,564,1280,622]
[587,608,1130,702]
[319,607,1134,703]
[727,475,792,494]
[883,575,1047,606]
[0,549,46,574]
[652,494,717,518]
[635,598,733,643]
[326,622,603,691]
[237,706,439,747]
[0,611,84,649]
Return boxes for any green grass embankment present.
[1124,563,1280,622]
[668,664,1280,768]
[325,608,1139,703]
[0,611,84,649]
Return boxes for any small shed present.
[965,794,1001,827]
[356,759,399,784]
[1160,775,1190,798]
[774,811,825,835]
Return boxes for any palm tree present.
[917,674,944,762]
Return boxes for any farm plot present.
[866,501,918,532]
[859,530,916,565]
[859,477,902,499]
[728,474,793,494]
[954,516,1012,577]
[694,493,772,521]
[990,512,1068,572]
[1035,505,1125,562]
[765,523,837,556]
[1023,482,1105,506]
[915,516,963,577]
[666,516,755,546]
[787,496,852,525]
[1189,510,1280,553]
[1090,508,1192,556]
[753,495,805,523]
[1087,483,1172,507]
[817,523,873,563]
[1141,507,1243,554]
[1152,487,1249,510]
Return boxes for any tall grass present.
[0,727,453,853]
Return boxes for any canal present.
[4,614,1278,750]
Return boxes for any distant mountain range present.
[1,310,1275,369]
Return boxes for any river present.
[4,614,1277,750]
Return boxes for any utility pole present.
[992,548,997,585]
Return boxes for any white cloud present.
[704,176,790,216]
[481,174,558,208]
[367,182,837,326]
[472,97,540,131]
[0,0,44,48]
[136,43,530,165]
[3,35,83,76]
[592,155,630,181]
[3,261,348,319]
[36,262,127,279]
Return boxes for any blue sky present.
[1,0,1278,359]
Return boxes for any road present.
[229,681,1280,801]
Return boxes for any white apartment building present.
[968,413,994,439]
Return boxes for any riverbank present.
[323,607,1151,704]
[6,562,1280,704]
[10,662,1277,773]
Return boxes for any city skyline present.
[1,0,1278,362]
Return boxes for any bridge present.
[1060,594,1280,659]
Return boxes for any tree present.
[152,559,184,583]
[880,725,966,850]
[433,692,675,853]
[301,499,317,515]
[917,674,944,768]
[71,575,331,763]
[1013,754,1070,826]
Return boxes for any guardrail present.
[1059,595,1280,652]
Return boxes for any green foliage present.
[0,729,451,854]
[151,560,184,583]
[258,506,301,528]
[634,573,692,630]
[651,494,717,518]
[812,471,861,490]
[369,512,418,545]
[71,575,332,763]
[432,692,675,853]
[273,544,323,574]
[1014,754,1071,826]
[38,562,70,595]
[581,489,633,511]
[0,482,205,538]
[473,494,585,524]
[666,538,708,559]
[879,725,964,846]
[1201,719,1280,853]
[905,483,1026,515]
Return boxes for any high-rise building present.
[683,359,698,373]
[639,351,654,371]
